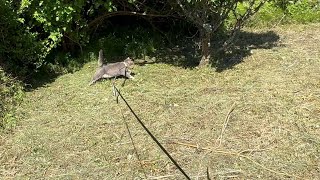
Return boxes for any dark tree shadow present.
[150,30,280,71]
[24,68,61,91]
[213,31,280,72]
[150,41,201,68]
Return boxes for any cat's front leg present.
[125,71,134,79]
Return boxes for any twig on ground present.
[272,14,286,28]
[239,148,271,154]
[148,174,177,179]
[217,102,236,146]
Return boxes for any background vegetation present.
[0,68,24,130]
[249,0,320,26]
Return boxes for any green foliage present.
[0,0,43,77]
[287,0,320,23]
[12,0,130,75]
[0,68,24,129]
[18,0,120,55]
[273,0,297,11]
[19,0,88,57]
[248,0,320,27]
[246,2,286,27]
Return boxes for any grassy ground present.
[1,23,319,179]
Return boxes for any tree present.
[172,0,268,67]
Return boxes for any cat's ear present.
[124,57,134,64]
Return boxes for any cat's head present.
[124,57,134,68]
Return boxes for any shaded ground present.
[152,29,280,70]
[1,24,320,179]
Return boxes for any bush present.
[0,0,43,78]
[0,68,24,130]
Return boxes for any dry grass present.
[1,23,319,179]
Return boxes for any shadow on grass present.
[214,30,280,72]
[24,68,60,92]
[151,30,280,71]
[25,59,89,91]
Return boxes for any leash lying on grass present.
[112,84,192,180]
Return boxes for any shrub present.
[287,0,320,23]
[0,0,43,78]
[248,0,320,27]
[247,2,286,27]
[0,68,24,130]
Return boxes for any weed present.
[0,68,24,130]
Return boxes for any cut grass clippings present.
[0,23,320,179]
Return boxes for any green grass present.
[1,23,320,179]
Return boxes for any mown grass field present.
[1,23,319,179]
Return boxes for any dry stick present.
[239,148,271,154]
[272,14,286,28]
[217,102,236,146]
[170,141,302,179]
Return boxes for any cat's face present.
[124,57,134,68]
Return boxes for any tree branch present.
[88,10,178,29]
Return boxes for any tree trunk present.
[198,29,211,67]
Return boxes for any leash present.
[112,84,191,180]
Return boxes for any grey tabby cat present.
[89,49,134,86]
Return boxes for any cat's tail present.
[98,49,105,67]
